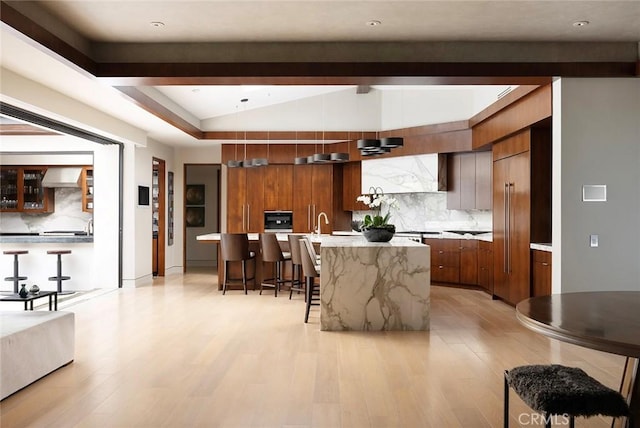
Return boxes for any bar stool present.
[220,233,256,295]
[300,238,321,323]
[3,250,28,293]
[287,234,305,300]
[47,250,74,295]
[259,233,292,297]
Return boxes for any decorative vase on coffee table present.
[362,225,395,242]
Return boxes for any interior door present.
[152,158,166,277]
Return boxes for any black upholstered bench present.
[504,365,629,428]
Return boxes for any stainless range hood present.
[42,167,82,188]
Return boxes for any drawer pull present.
[542,262,549,266]
[438,265,444,269]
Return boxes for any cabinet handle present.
[242,204,246,232]
[438,250,444,254]
[504,183,508,273]
[438,265,444,269]
[508,183,514,273]
[307,205,311,231]
[313,204,316,231]
[247,204,250,231]
[542,262,549,266]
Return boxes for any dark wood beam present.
[114,87,203,139]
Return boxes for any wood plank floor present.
[0,269,626,427]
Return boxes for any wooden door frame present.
[153,157,166,276]
[182,163,221,272]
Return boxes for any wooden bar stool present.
[47,250,74,295]
[3,250,28,293]
[299,239,321,323]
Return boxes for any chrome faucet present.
[316,212,329,236]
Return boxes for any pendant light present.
[252,132,269,167]
[357,89,404,157]
[307,94,349,164]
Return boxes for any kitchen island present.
[320,235,430,331]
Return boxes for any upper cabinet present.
[81,166,94,212]
[0,166,54,213]
[446,151,492,210]
[361,153,447,194]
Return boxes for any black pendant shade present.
[358,136,403,157]
[294,156,308,165]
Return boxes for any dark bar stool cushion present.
[506,365,629,418]
[3,250,28,255]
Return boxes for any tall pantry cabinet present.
[492,127,551,305]
[292,163,350,234]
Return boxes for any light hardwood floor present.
[0,270,626,428]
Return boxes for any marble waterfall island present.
[320,236,430,331]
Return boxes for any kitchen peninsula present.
[320,235,430,331]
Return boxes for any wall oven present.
[264,211,293,233]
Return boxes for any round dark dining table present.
[516,291,640,428]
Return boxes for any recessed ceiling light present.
[191,88,200,93]
[572,21,590,27]
[366,20,382,27]
[150,21,165,28]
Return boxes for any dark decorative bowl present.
[362,225,395,242]
[351,220,363,232]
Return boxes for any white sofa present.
[0,311,75,400]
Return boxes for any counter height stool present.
[300,239,321,323]
[259,233,292,297]
[504,364,630,428]
[287,234,305,300]
[3,250,28,293]
[47,250,74,295]
[220,233,256,295]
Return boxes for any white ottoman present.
[0,311,75,400]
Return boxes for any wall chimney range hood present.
[42,167,82,188]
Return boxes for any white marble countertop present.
[530,243,552,252]
[321,235,425,247]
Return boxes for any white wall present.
[553,78,640,292]
[126,139,177,286]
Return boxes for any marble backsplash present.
[352,192,492,232]
[0,188,92,233]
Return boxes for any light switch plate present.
[590,234,599,247]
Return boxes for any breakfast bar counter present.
[319,235,430,331]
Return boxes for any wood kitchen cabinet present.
[81,166,93,212]
[531,250,552,297]
[446,151,492,210]
[493,127,551,305]
[0,166,54,213]
[264,165,293,211]
[292,163,350,234]
[424,238,461,284]
[459,239,478,285]
[477,240,493,293]
[227,167,265,233]
[342,161,369,211]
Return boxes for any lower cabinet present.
[424,239,460,284]
[459,240,478,285]
[424,238,493,293]
[477,241,493,293]
[531,249,552,296]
